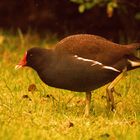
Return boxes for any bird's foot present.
[83,111,90,118]
[111,87,121,97]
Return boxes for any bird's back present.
[55,34,137,65]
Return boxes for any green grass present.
[0,31,140,140]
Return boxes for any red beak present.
[15,52,27,70]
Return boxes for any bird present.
[15,34,140,116]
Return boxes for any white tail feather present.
[128,59,140,67]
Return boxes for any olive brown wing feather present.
[55,34,136,65]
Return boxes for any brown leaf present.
[22,95,32,101]
[28,84,37,93]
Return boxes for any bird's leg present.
[84,91,91,117]
[106,68,127,111]
[112,87,121,97]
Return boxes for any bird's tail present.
[126,43,140,56]
[128,43,140,49]
[126,43,140,70]
[127,55,140,67]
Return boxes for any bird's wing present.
[55,34,130,65]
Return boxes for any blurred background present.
[0,0,140,43]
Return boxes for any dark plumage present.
[16,34,140,116]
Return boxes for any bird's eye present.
[30,54,33,57]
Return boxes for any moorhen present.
[16,34,140,116]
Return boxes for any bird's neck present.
[30,49,54,72]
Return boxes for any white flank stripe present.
[102,66,120,72]
[128,59,140,67]
[74,55,120,72]
[74,55,102,65]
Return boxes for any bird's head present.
[15,47,52,70]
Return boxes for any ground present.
[0,31,140,140]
